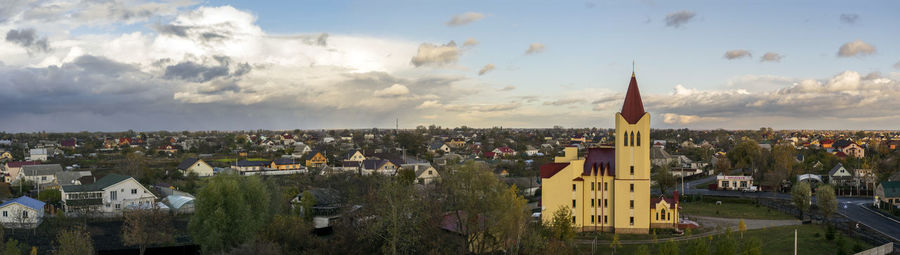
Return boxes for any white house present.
[0,196,45,228]
[20,164,64,187]
[27,148,49,161]
[345,150,366,162]
[829,163,853,186]
[177,158,215,177]
[402,163,441,185]
[60,174,157,215]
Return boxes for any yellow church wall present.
[650,200,678,228]
[613,112,651,234]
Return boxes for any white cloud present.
[463,38,479,47]
[760,52,782,62]
[417,100,443,109]
[724,49,751,60]
[446,12,485,26]
[410,41,459,67]
[500,85,516,91]
[838,40,875,57]
[525,43,545,55]
[478,64,495,75]
[662,113,721,124]
[374,84,410,98]
[665,10,695,28]
[543,98,585,106]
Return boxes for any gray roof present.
[55,171,92,186]
[21,164,63,176]
[177,158,202,170]
[61,174,133,193]
[828,163,848,177]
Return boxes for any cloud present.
[664,10,695,28]
[500,85,516,91]
[410,41,460,67]
[5,28,50,53]
[463,38,479,47]
[478,64,495,75]
[895,61,900,70]
[840,13,859,24]
[416,100,443,109]
[374,84,411,98]
[446,12,485,26]
[163,56,250,82]
[662,113,721,124]
[723,49,752,60]
[543,98,585,106]
[760,52,783,62]
[838,40,876,57]
[525,43,545,55]
[444,103,521,112]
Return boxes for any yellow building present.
[305,151,327,168]
[540,70,678,234]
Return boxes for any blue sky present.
[0,0,898,131]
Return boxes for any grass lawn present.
[680,200,795,220]
[580,224,872,254]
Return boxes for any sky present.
[1,0,899,132]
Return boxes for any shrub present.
[825,225,836,240]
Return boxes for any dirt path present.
[575,216,801,245]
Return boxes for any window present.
[428,170,433,175]
[572,184,576,191]
[572,216,576,223]
[656,213,659,220]
[41,176,47,181]
[115,204,121,209]
[110,191,117,201]
[637,132,641,146]
[2,211,6,217]
[591,216,595,224]
[630,131,635,146]
[591,199,595,207]
[623,132,628,146]
[661,209,666,220]
[630,166,634,175]
[630,217,634,225]
[591,182,595,190]
[131,189,137,194]
[604,216,608,224]
[22,211,28,218]
[630,200,634,209]
[572,200,577,208]
[630,183,634,192]
[604,199,608,207]
[604,182,608,191]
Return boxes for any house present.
[828,163,853,186]
[0,150,12,161]
[177,158,215,177]
[157,144,178,154]
[0,196,45,228]
[234,160,270,172]
[361,159,400,175]
[524,145,540,156]
[27,148,49,161]
[55,171,93,186]
[821,139,834,149]
[492,146,516,157]
[60,139,77,149]
[60,174,157,215]
[293,144,312,155]
[20,164,64,187]
[649,192,679,229]
[429,142,451,153]
[271,158,303,170]
[290,188,344,229]
[716,175,754,190]
[305,151,327,168]
[448,138,467,148]
[402,163,440,185]
[876,181,900,209]
[345,150,366,162]
[855,169,876,190]
[339,160,362,173]
[835,142,865,159]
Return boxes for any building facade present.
[540,71,675,234]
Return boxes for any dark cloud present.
[5,28,50,53]
[153,24,192,37]
[665,10,695,28]
[410,41,459,67]
[760,52,783,62]
[163,56,251,83]
[316,33,328,46]
[723,49,752,60]
[543,98,585,106]
[840,13,859,24]
[838,40,875,57]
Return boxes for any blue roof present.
[1,196,45,211]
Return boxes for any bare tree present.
[122,207,175,255]
[54,226,94,255]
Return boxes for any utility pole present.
[794,228,798,255]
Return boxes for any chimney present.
[674,190,679,204]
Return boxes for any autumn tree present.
[729,140,761,170]
[816,185,838,219]
[189,174,271,254]
[54,226,94,255]
[122,208,174,255]
[654,164,677,195]
[368,178,428,255]
[548,206,576,244]
[791,182,811,219]
[738,219,746,239]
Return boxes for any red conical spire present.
[620,70,645,124]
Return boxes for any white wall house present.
[27,148,48,161]
[20,164,64,187]
[0,196,45,228]
[61,174,157,215]
[177,158,215,177]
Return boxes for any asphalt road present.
[675,175,900,244]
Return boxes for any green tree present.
[189,174,271,254]
[258,214,316,254]
[635,244,649,255]
[741,237,762,255]
[38,189,61,204]
[686,237,709,255]
[300,191,316,222]
[4,239,23,255]
[396,168,416,185]
[660,239,679,255]
[816,185,838,219]
[54,226,94,255]
[791,181,811,219]
[729,140,761,170]
[549,206,576,244]
[369,178,428,255]
[738,219,747,239]
[654,164,677,195]
[714,229,737,255]
[610,234,622,254]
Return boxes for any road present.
[675,175,900,245]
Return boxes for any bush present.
[825,225,836,240]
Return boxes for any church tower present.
[612,69,651,234]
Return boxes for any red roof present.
[483,151,496,158]
[6,161,40,168]
[650,196,677,209]
[496,146,514,153]
[583,147,615,177]
[540,162,570,179]
[620,73,646,124]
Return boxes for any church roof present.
[620,73,646,124]
[583,147,615,176]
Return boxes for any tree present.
[635,244,649,255]
[4,239,23,255]
[610,234,622,254]
[714,229,737,255]
[38,189,61,204]
[715,155,732,174]
[258,214,316,254]
[299,191,316,222]
[741,237,762,255]
[548,206,575,244]
[368,178,428,255]
[54,226,94,255]
[441,161,528,254]
[729,140,761,170]
[773,144,797,176]
[659,239,679,255]
[686,237,709,255]
[654,164,677,195]
[396,168,416,185]
[791,182,811,219]
[816,185,838,219]
[738,219,747,239]
[189,174,272,254]
[122,208,175,255]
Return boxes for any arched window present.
[623,132,628,146]
[637,132,641,146]
[661,209,666,220]
[630,131,635,146]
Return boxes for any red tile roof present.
[6,161,40,168]
[540,162,569,179]
[620,73,646,124]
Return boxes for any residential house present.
[20,164,64,188]
[339,160,362,173]
[157,144,178,154]
[271,158,303,170]
[876,181,900,209]
[429,141,451,153]
[821,139,834,149]
[525,145,540,157]
[290,188,344,229]
[60,139,77,149]
[55,171,93,186]
[0,196,45,228]
[3,161,40,183]
[828,163,853,186]
[235,160,271,172]
[306,151,327,168]
[27,148,49,161]
[448,138,467,148]
[835,142,865,159]
[345,150,366,162]
[177,158,215,177]
[60,174,157,214]
[401,163,440,185]
[492,146,516,157]
[855,168,876,190]
[362,159,400,175]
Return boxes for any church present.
[539,70,679,234]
